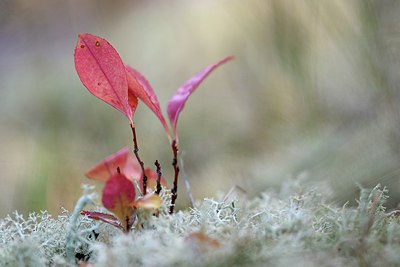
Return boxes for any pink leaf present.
[74,33,136,122]
[102,173,136,231]
[85,147,130,182]
[128,90,139,117]
[125,65,170,138]
[122,153,142,182]
[81,211,123,231]
[167,56,234,141]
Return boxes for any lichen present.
[1,182,400,266]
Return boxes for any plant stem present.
[169,139,180,214]
[130,123,147,195]
[155,160,162,195]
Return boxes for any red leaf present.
[84,147,142,182]
[167,56,234,141]
[128,90,139,117]
[85,147,130,182]
[102,173,136,231]
[122,153,142,182]
[139,168,167,193]
[125,65,170,138]
[74,33,137,122]
[81,211,123,231]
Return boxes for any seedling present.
[81,147,166,232]
[74,33,233,232]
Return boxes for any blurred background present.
[1,0,400,216]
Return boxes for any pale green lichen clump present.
[1,182,400,266]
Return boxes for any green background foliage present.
[1,0,400,216]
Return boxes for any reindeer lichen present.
[1,182,400,266]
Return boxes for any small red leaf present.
[167,56,234,141]
[81,211,123,230]
[85,146,142,183]
[102,173,136,231]
[139,168,167,193]
[122,153,142,182]
[74,33,136,122]
[125,65,170,138]
[85,147,130,182]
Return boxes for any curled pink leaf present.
[74,33,137,122]
[125,65,170,138]
[167,56,234,141]
[81,211,123,231]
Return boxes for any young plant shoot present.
[74,33,233,231]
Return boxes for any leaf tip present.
[167,55,234,139]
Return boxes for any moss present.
[1,182,400,266]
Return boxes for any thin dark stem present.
[130,123,147,195]
[124,216,130,233]
[155,160,162,195]
[169,139,180,214]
